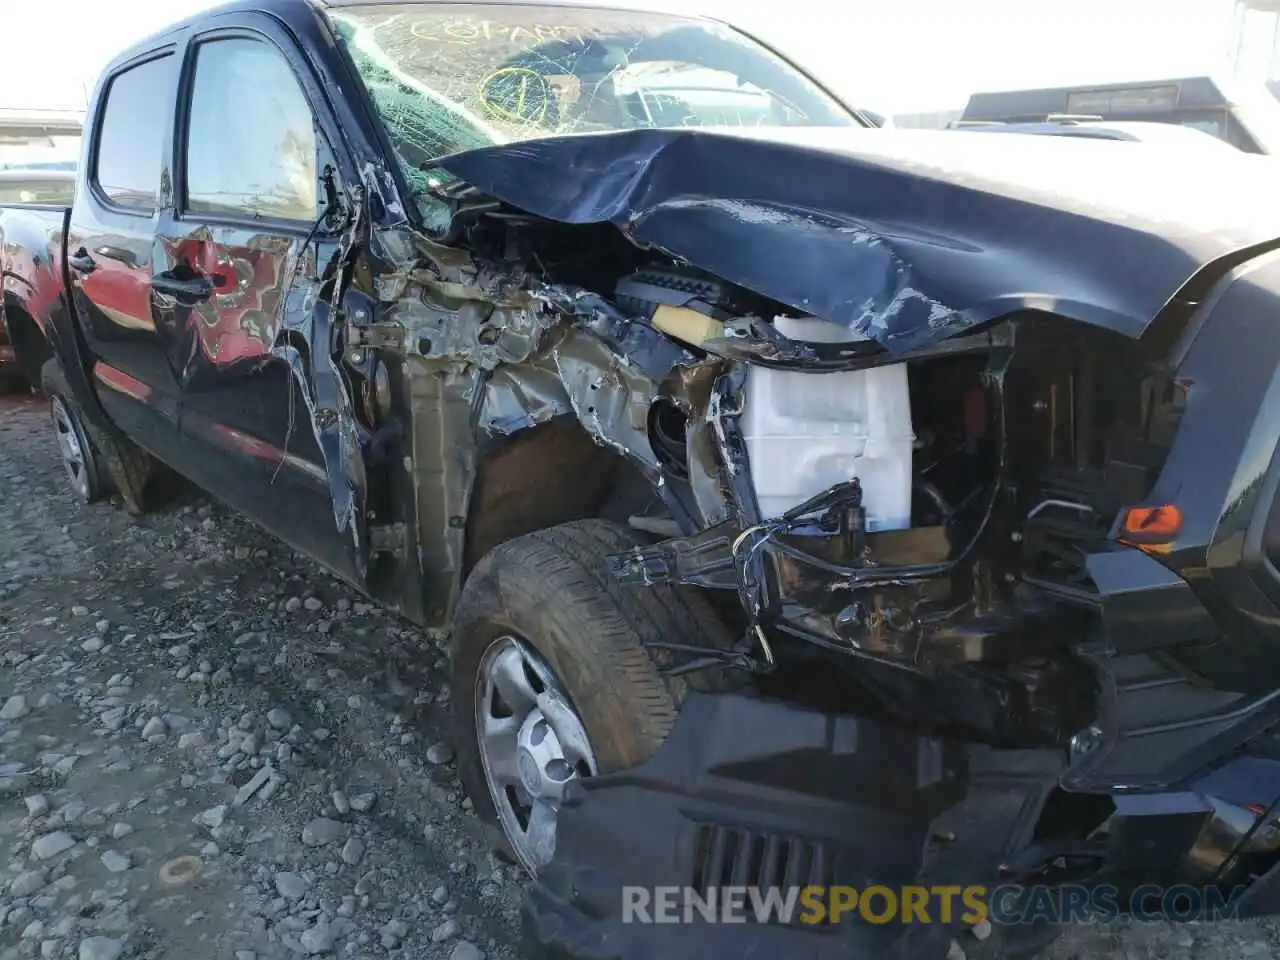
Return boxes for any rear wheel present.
[450,518,734,874]
[49,392,105,503]
[3,307,52,394]
[40,358,156,514]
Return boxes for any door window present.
[94,55,174,211]
[184,38,319,221]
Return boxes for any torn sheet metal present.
[382,278,553,371]
[549,330,661,477]
[275,290,370,579]
[475,362,573,436]
[270,201,371,585]
[385,259,698,477]
[436,126,1280,354]
[381,250,705,614]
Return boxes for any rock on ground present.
[274,871,309,902]
[301,816,345,846]
[30,830,76,860]
[300,918,336,954]
[10,868,47,897]
[340,837,365,865]
[77,937,124,960]
[427,741,456,765]
[100,849,131,873]
[0,396,524,960]
[141,716,167,738]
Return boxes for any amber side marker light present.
[1119,504,1183,554]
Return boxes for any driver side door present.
[155,25,362,583]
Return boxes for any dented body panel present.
[437,125,1280,354]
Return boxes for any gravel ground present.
[3,390,1280,960]
[0,393,518,959]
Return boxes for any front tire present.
[450,518,734,875]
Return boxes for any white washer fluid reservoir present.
[740,316,915,531]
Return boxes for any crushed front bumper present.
[523,693,1040,960]
[522,691,1280,960]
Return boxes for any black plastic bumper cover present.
[523,693,1055,960]
[522,692,1280,959]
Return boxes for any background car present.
[0,168,73,391]
[961,75,1280,153]
[948,115,1252,154]
[0,167,77,205]
[0,109,80,391]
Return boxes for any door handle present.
[68,250,96,274]
[152,271,215,301]
[94,245,137,267]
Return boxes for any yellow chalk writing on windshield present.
[478,67,552,125]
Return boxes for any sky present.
[3,0,1278,115]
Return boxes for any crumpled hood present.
[436,125,1280,354]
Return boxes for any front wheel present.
[450,518,734,875]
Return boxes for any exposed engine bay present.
[350,176,1190,759]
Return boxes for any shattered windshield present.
[330,3,860,221]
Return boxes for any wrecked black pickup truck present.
[15,0,1280,957]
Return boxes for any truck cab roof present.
[107,0,712,64]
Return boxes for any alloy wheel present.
[50,395,92,500]
[475,635,598,875]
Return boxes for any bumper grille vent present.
[690,823,837,928]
